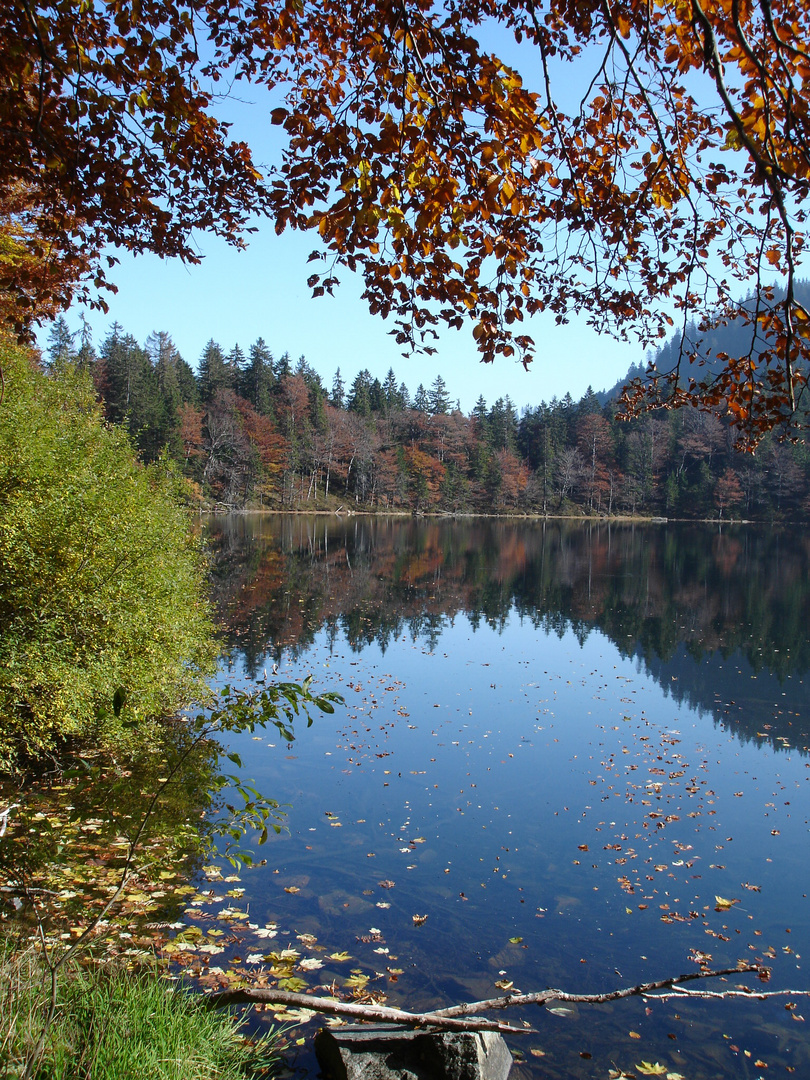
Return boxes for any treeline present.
[48,317,810,519]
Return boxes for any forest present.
[48,317,810,522]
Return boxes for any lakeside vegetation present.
[0,336,338,1076]
[0,336,216,769]
[48,317,810,521]
[1,948,281,1080]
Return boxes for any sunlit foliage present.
[4,1,810,439]
[0,337,216,766]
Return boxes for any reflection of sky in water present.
[210,608,810,1080]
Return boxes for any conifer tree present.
[331,368,345,409]
[242,337,275,415]
[198,339,231,401]
[75,315,96,375]
[382,367,400,410]
[273,352,291,380]
[428,374,451,415]
[46,316,75,369]
[348,370,373,416]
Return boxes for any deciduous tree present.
[5,1,810,441]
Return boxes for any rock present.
[314,1024,513,1080]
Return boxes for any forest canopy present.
[3,0,810,441]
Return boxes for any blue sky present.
[48,228,643,413]
[41,20,657,413]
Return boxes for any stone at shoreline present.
[314,1024,513,1080]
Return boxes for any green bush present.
[1,946,281,1079]
[0,338,216,766]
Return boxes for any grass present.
[0,945,281,1080]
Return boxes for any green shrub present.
[0,946,281,1079]
[0,338,216,766]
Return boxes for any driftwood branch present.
[205,964,778,1033]
[202,988,531,1033]
[427,965,762,1017]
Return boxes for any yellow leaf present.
[714,895,739,909]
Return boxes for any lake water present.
[202,516,810,1080]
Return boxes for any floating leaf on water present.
[329,951,352,962]
[284,886,301,894]
[276,949,301,961]
[494,979,514,991]
[345,973,370,988]
[412,914,428,925]
[635,1063,667,1076]
[714,895,739,910]
[508,937,523,944]
[299,957,324,970]
[547,1006,575,1018]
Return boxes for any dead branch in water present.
[205,964,788,1032]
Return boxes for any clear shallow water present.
[201,517,810,1079]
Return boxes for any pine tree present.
[227,343,246,392]
[147,331,181,414]
[369,377,384,412]
[75,315,96,375]
[198,339,231,401]
[382,367,400,409]
[428,374,451,415]
[348,369,373,415]
[46,316,75,369]
[413,383,429,412]
[273,351,291,380]
[100,327,166,460]
[331,368,345,409]
[242,337,275,415]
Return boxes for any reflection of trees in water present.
[205,516,810,752]
[637,645,810,755]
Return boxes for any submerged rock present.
[314,1024,513,1080]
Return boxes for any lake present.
[196,515,810,1079]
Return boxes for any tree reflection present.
[207,517,810,754]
